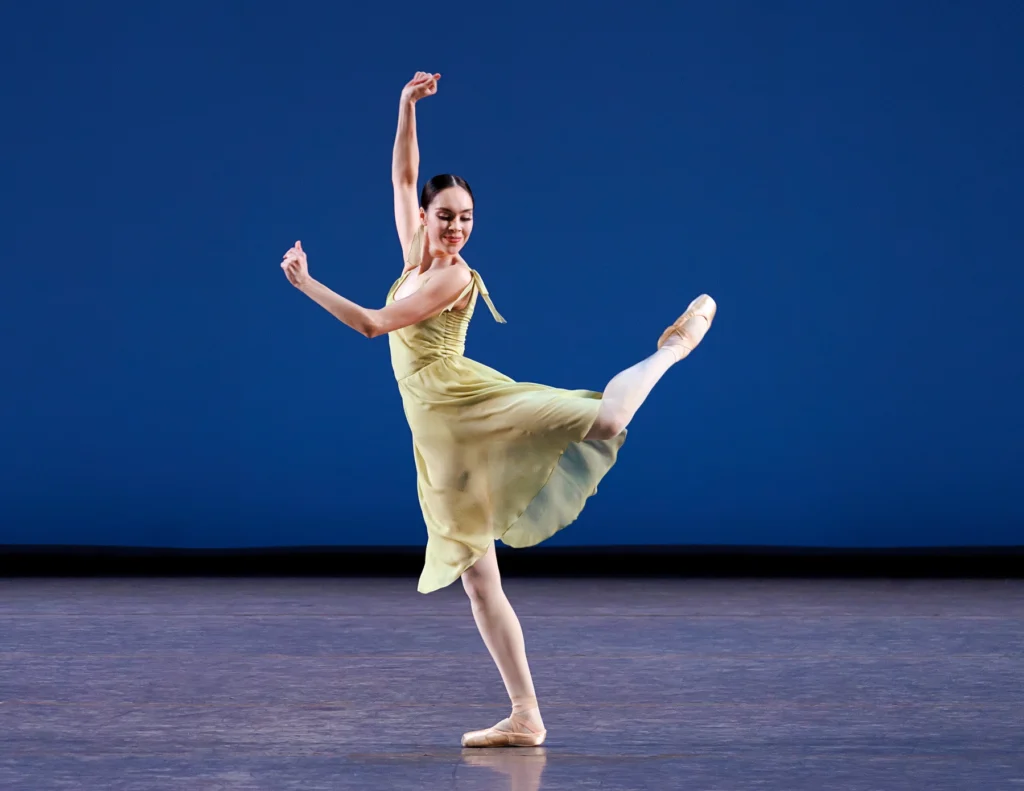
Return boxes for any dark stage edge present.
[1,545,1022,577]
[2,577,1023,790]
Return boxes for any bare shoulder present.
[420,260,473,309]
[422,259,471,286]
[445,260,474,310]
[443,259,474,293]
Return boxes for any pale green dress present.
[387,227,627,593]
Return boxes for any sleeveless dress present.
[387,227,627,593]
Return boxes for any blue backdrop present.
[3,2,1022,548]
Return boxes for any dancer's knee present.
[585,410,626,441]
[462,560,502,607]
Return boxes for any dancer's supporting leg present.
[585,294,716,440]
[461,541,547,748]
[460,294,717,747]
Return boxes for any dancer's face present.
[421,187,474,257]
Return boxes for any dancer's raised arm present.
[393,72,440,263]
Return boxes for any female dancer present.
[280,71,716,748]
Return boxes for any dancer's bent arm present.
[393,72,440,263]
[280,240,471,338]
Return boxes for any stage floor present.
[2,577,1022,789]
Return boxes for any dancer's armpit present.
[393,179,420,261]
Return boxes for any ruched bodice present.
[386,266,505,380]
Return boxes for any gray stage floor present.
[2,577,1022,790]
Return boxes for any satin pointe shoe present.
[461,712,548,748]
[657,294,717,359]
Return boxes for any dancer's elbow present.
[361,310,386,339]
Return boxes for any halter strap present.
[470,270,507,324]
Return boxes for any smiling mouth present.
[444,236,461,243]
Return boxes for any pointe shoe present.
[657,294,717,359]
[461,713,548,748]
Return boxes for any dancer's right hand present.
[401,72,441,103]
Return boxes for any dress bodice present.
[386,265,505,381]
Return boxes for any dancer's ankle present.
[656,345,684,365]
[511,695,539,716]
[509,696,545,732]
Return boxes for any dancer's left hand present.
[281,241,310,288]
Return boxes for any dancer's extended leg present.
[461,542,547,748]
[585,294,717,440]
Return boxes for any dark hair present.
[420,174,474,210]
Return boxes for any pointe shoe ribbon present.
[461,715,548,748]
[657,294,717,358]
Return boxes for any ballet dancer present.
[280,71,716,747]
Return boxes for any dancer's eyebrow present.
[436,207,473,213]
